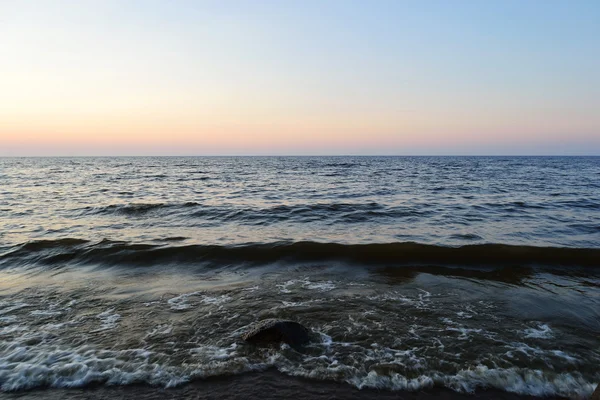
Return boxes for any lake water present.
[0,156,598,398]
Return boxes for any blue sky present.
[1,0,599,155]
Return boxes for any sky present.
[1,0,599,156]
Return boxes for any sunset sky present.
[1,0,599,156]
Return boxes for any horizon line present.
[1,154,599,158]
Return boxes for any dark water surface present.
[0,157,598,398]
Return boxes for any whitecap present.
[167,291,202,310]
[145,324,173,338]
[200,294,231,305]
[92,308,120,332]
[276,280,296,294]
[524,323,553,339]
[30,310,62,317]
[303,280,336,291]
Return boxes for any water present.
[0,156,598,398]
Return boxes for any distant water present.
[0,156,598,398]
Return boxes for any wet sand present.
[0,370,569,400]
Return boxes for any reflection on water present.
[1,156,599,247]
[0,157,598,397]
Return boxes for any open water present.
[0,156,598,398]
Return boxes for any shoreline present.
[0,370,572,400]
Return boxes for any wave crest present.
[2,240,598,269]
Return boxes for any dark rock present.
[592,384,600,400]
[241,319,310,347]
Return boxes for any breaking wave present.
[1,239,599,270]
[0,336,596,398]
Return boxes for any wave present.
[1,239,599,269]
[81,202,200,216]
[0,337,594,397]
[76,201,430,223]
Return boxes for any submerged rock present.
[592,384,600,400]
[241,319,310,347]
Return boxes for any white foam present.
[167,291,231,310]
[42,322,68,331]
[280,360,595,398]
[30,310,62,317]
[224,313,240,322]
[347,315,370,332]
[367,293,413,303]
[145,324,173,338]
[65,300,77,308]
[439,317,484,340]
[190,343,238,361]
[348,370,434,391]
[279,298,323,308]
[303,280,336,291]
[0,294,595,398]
[92,309,120,332]
[442,365,594,398]
[276,280,296,294]
[280,301,305,307]
[200,294,231,305]
[446,326,483,340]
[503,342,582,367]
[277,279,336,293]
[458,304,477,317]
[319,332,333,347]
[167,291,202,310]
[417,289,431,301]
[408,325,421,338]
[367,291,431,309]
[549,350,579,364]
[0,339,263,391]
[0,334,595,399]
[524,323,553,339]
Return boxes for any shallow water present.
[0,157,598,398]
